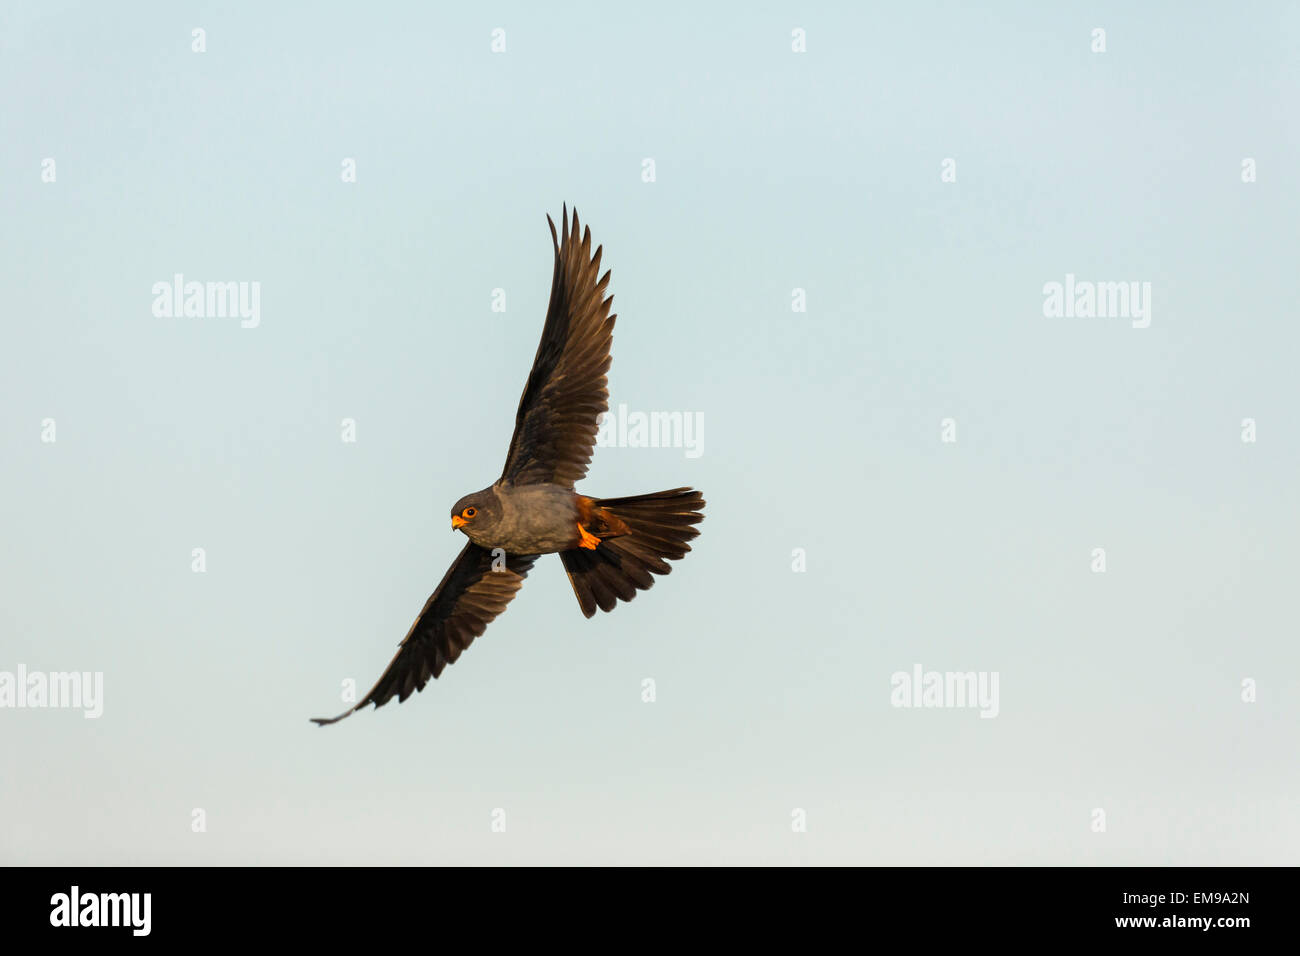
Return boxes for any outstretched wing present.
[500,205,617,488]
[312,543,538,725]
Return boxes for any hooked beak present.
[451,515,467,530]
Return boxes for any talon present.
[577,523,601,550]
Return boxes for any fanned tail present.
[560,488,704,618]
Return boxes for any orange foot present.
[576,523,601,550]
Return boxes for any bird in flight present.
[313,207,704,725]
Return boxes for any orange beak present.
[451,515,467,530]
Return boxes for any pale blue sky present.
[2,1,1297,864]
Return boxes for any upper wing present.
[312,543,538,725]
[500,205,617,488]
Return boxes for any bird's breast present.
[481,485,581,555]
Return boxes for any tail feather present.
[561,488,704,618]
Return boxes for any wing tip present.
[551,204,605,263]
[310,713,348,727]
[311,702,365,726]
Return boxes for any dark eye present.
[464,507,477,518]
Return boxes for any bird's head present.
[450,488,500,542]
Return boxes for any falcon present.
[312,207,704,725]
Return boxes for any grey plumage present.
[312,207,703,725]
